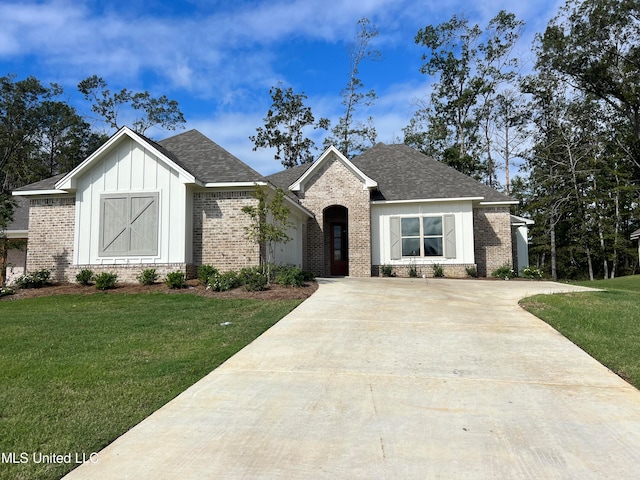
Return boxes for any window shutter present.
[444,214,456,259]
[129,195,158,255]
[390,217,401,260]
[100,196,128,255]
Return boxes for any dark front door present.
[330,222,348,276]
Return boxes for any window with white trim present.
[390,214,456,260]
[99,193,159,256]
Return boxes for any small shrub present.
[0,286,15,297]
[208,270,239,292]
[94,272,118,290]
[14,269,51,289]
[137,268,159,286]
[380,265,393,277]
[275,264,304,287]
[76,269,94,286]
[197,265,218,285]
[239,266,268,291]
[165,271,186,289]
[432,263,444,278]
[521,266,543,280]
[492,264,516,280]
[465,266,478,278]
[301,270,315,281]
[408,261,418,278]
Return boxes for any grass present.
[520,275,640,389]
[0,293,301,480]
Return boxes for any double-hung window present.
[99,193,159,256]
[390,214,456,260]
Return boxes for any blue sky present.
[0,0,563,175]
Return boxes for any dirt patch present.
[2,280,318,302]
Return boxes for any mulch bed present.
[2,279,318,302]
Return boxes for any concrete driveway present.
[64,278,640,479]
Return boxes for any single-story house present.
[11,126,530,282]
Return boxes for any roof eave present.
[371,196,484,205]
[203,181,268,188]
[478,200,519,206]
[12,190,68,196]
[5,230,28,239]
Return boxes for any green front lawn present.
[0,293,301,480]
[521,275,640,389]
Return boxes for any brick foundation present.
[372,264,477,278]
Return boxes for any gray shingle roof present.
[6,196,29,232]
[13,173,67,193]
[266,162,314,191]
[12,130,266,193]
[267,143,515,203]
[156,129,264,184]
[352,143,514,203]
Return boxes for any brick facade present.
[192,191,260,271]
[473,206,513,277]
[26,197,76,282]
[22,191,261,284]
[297,155,371,277]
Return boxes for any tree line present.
[1,0,639,283]
[252,0,640,280]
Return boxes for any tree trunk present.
[0,238,7,287]
[598,220,609,279]
[550,217,557,281]
[586,246,594,281]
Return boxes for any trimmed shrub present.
[137,268,159,286]
[197,265,218,285]
[239,266,267,292]
[432,263,444,278]
[275,265,304,287]
[208,270,239,292]
[492,264,516,280]
[94,272,118,290]
[0,286,15,297]
[14,269,51,289]
[76,269,94,286]
[521,266,543,280]
[165,271,186,289]
[301,270,315,281]
[380,265,393,277]
[465,265,478,278]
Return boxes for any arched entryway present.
[323,205,348,276]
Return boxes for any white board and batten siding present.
[74,138,188,265]
[371,200,475,266]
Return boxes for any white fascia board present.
[478,200,520,206]
[511,215,535,226]
[289,146,377,192]
[371,196,483,205]
[6,230,28,239]
[203,181,268,188]
[12,190,68,196]
[55,126,196,191]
